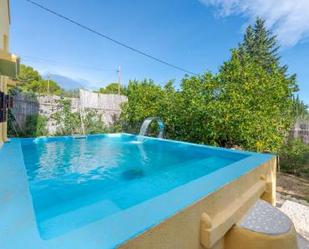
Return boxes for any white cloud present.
[200,0,309,47]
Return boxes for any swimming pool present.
[0,133,275,249]
[21,134,248,239]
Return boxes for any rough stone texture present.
[280,200,309,241]
[240,199,292,235]
[79,89,127,125]
[11,91,127,134]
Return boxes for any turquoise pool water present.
[20,134,248,240]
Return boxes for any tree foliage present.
[239,18,280,71]
[121,52,296,152]
[17,65,64,95]
[98,83,127,95]
[120,18,299,152]
[216,50,295,151]
[8,112,48,138]
[279,138,309,177]
[23,114,48,137]
[52,99,108,135]
[292,95,308,119]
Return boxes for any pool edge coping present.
[0,133,275,249]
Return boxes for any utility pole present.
[117,65,121,95]
[47,74,50,95]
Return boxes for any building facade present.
[292,118,309,144]
[0,0,19,144]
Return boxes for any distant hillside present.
[43,74,89,90]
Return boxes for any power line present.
[25,0,198,76]
[20,55,119,85]
[21,54,117,72]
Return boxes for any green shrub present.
[98,83,127,95]
[279,139,309,177]
[23,114,48,137]
[52,99,109,135]
[52,99,81,135]
[120,58,295,153]
[83,109,108,134]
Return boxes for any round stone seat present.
[225,199,298,249]
[239,199,292,235]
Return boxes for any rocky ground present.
[276,172,309,241]
[277,172,309,205]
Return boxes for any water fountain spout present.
[139,117,164,138]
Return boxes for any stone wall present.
[11,90,127,135]
[79,89,127,124]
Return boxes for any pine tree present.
[239,17,298,96]
[239,18,282,72]
[240,25,255,57]
[292,95,309,119]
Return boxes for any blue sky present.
[10,0,309,103]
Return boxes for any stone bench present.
[225,199,300,249]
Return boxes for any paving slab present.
[280,200,309,241]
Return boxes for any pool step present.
[224,200,298,249]
[38,199,121,240]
